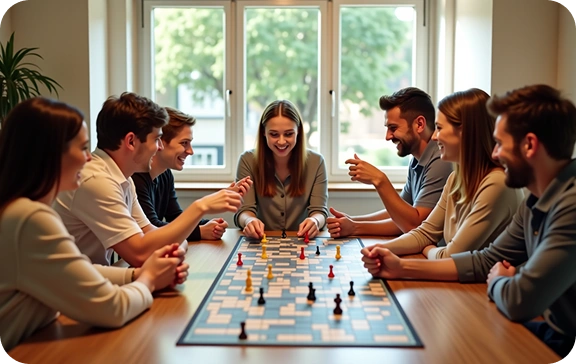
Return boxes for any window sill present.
[174,182,404,192]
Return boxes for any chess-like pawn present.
[328,264,335,278]
[307,282,316,301]
[261,245,268,259]
[239,321,248,340]
[299,246,306,260]
[281,229,287,239]
[267,264,274,279]
[348,281,356,296]
[245,269,253,292]
[335,245,341,260]
[303,231,310,244]
[258,287,266,305]
[333,293,343,315]
[236,252,243,266]
[261,233,268,243]
[315,246,320,255]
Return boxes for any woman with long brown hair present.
[364,88,523,259]
[234,100,328,239]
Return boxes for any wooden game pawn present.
[245,269,253,293]
[261,245,268,259]
[335,245,342,260]
[267,264,274,279]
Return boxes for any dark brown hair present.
[96,92,168,151]
[162,107,196,144]
[487,84,576,160]
[0,97,84,210]
[254,100,307,197]
[379,87,436,131]
[439,88,499,204]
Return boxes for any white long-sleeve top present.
[0,198,153,351]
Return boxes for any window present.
[141,0,428,183]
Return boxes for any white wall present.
[0,7,12,43]
[490,0,559,95]
[10,0,91,124]
[557,4,576,103]
[453,0,493,93]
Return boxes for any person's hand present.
[173,262,189,287]
[228,176,253,197]
[361,246,403,279]
[487,260,515,286]
[196,189,242,214]
[243,217,265,239]
[326,207,355,238]
[200,218,229,240]
[297,217,320,238]
[345,153,385,186]
[138,243,182,291]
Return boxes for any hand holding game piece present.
[267,264,274,279]
[299,246,306,260]
[328,264,335,278]
[335,245,342,260]
[239,321,248,340]
[258,287,266,305]
[327,207,355,238]
[303,231,310,244]
[348,281,355,296]
[243,217,265,239]
[236,252,244,266]
[333,293,343,315]
[297,217,319,239]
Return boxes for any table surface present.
[9,230,559,364]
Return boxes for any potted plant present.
[0,32,62,125]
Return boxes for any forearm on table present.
[400,258,459,281]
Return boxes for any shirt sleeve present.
[70,175,143,249]
[307,154,329,227]
[413,157,453,208]
[234,152,258,228]
[18,208,153,328]
[487,198,576,323]
[399,159,414,204]
[427,171,520,259]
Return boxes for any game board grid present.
[178,236,423,348]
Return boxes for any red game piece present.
[304,231,310,244]
[237,252,243,266]
[299,247,306,260]
[328,264,335,278]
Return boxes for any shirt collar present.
[412,140,440,170]
[92,148,130,185]
[526,159,576,213]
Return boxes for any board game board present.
[178,236,422,347]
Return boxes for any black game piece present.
[258,287,266,305]
[333,294,343,315]
[315,246,320,255]
[307,282,316,301]
[281,229,287,239]
[239,321,248,339]
[348,281,356,296]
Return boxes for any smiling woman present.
[234,100,329,239]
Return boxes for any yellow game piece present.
[267,264,274,279]
[245,269,253,292]
[335,245,342,260]
[261,233,268,243]
[261,245,268,259]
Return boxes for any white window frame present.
[139,0,430,184]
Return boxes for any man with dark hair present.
[133,107,250,241]
[328,87,452,237]
[362,84,576,358]
[55,93,249,267]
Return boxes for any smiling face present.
[133,127,164,173]
[384,107,419,157]
[433,111,462,163]
[492,115,534,188]
[264,116,298,162]
[156,125,193,171]
[60,121,91,192]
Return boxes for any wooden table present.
[9,230,559,364]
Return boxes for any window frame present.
[140,0,430,184]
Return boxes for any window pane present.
[243,7,320,152]
[339,6,415,168]
[153,7,226,167]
